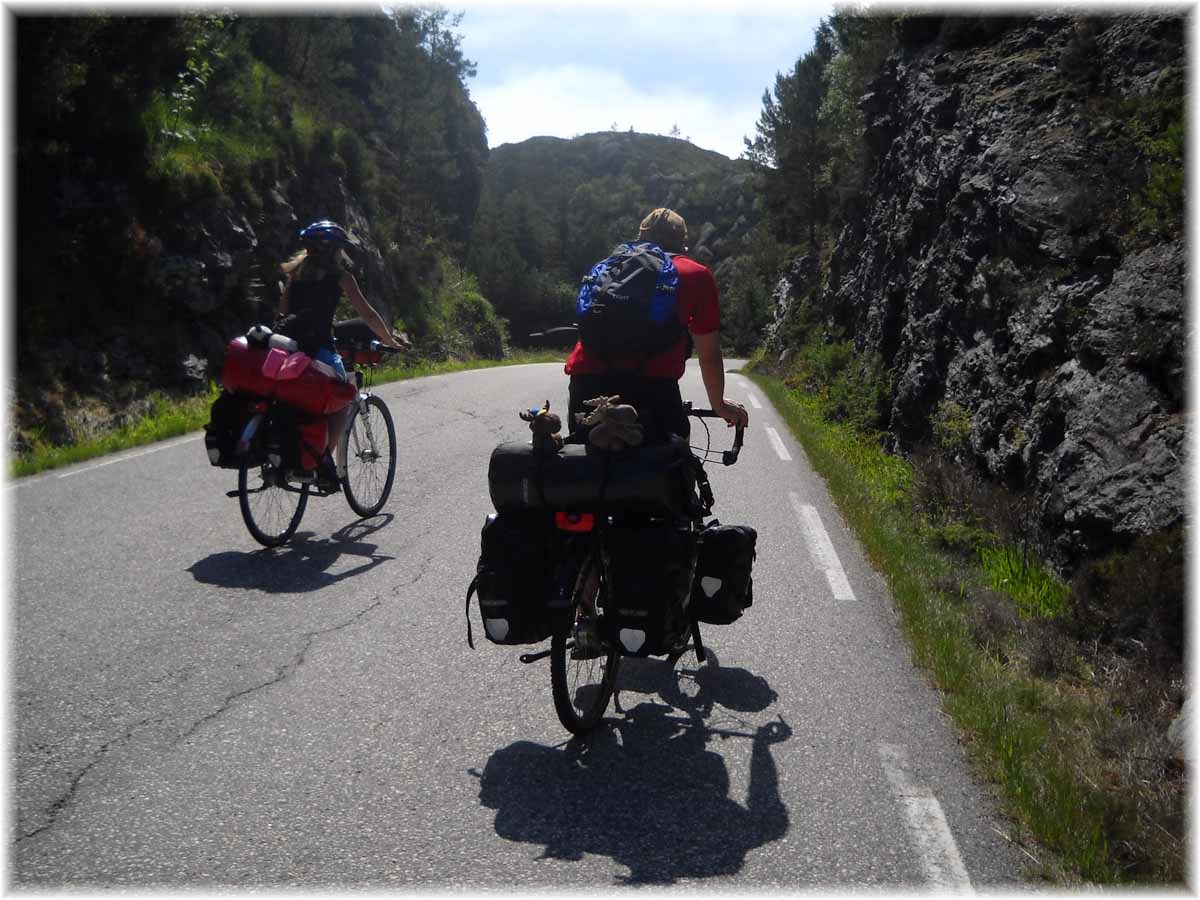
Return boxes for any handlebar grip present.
[368,340,403,354]
[722,425,744,466]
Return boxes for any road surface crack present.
[15,598,385,845]
[177,597,386,743]
[15,714,157,844]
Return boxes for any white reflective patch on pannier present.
[700,576,723,598]
[485,618,510,641]
[619,628,646,653]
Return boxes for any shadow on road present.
[187,515,395,592]
[470,648,791,885]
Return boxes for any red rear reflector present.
[555,511,595,532]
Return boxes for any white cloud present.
[473,64,760,160]
[458,1,833,159]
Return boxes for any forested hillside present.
[15,10,501,452]
[466,132,767,348]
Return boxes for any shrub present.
[932,399,973,454]
[1126,95,1184,239]
[1067,527,1185,669]
[336,128,370,193]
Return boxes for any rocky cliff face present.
[770,14,1186,569]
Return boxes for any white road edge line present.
[56,434,204,480]
[879,743,974,893]
[788,492,856,601]
[765,426,792,461]
[746,392,763,409]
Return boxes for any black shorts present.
[567,374,689,446]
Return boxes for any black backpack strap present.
[465,575,478,649]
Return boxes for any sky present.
[453,1,835,161]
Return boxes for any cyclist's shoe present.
[286,462,339,491]
[571,615,604,660]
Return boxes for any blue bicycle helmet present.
[299,219,359,250]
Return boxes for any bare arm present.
[693,330,749,427]
[341,272,402,349]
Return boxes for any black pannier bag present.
[691,520,757,625]
[487,440,697,517]
[467,512,559,646]
[204,390,252,468]
[600,523,697,656]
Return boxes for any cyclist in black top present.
[278,219,403,480]
[279,219,403,368]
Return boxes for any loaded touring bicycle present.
[204,318,400,547]
[467,401,757,735]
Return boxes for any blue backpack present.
[576,241,682,356]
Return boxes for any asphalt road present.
[11,360,1033,889]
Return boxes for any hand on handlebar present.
[714,398,749,429]
[374,331,408,351]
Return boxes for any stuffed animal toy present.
[520,400,564,452]
[575,395,644,451]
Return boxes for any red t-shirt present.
[564,254,720,379]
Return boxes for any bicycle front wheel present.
[238,458,309,547]
[550,570,620,735]
[342,394,397,517]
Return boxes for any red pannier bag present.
[221,336,356,415]
[297,419,328,471]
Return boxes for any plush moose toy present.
[520,400,564,452]
[575,395,644,451]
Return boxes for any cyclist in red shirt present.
[565,207,749,445]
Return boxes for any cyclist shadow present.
[186,515,395,593]
[472,648,791,885]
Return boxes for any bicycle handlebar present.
[367,340,405,354]
[684,402,744,466]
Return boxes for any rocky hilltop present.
[768,13,1185,568]
[469,131,763,341]
[487,131,758,268]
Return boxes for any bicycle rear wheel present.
[342,394,397,517]
[550,565,620,735]
[238,458,309,547]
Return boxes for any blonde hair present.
[280,247,348,280]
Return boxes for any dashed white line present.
[746,392,762,410]
[788,492,856,601]
[879,743,974,893]
[765,427,792,461]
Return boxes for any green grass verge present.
[751,372,1123,884]
[9,351,565,480]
